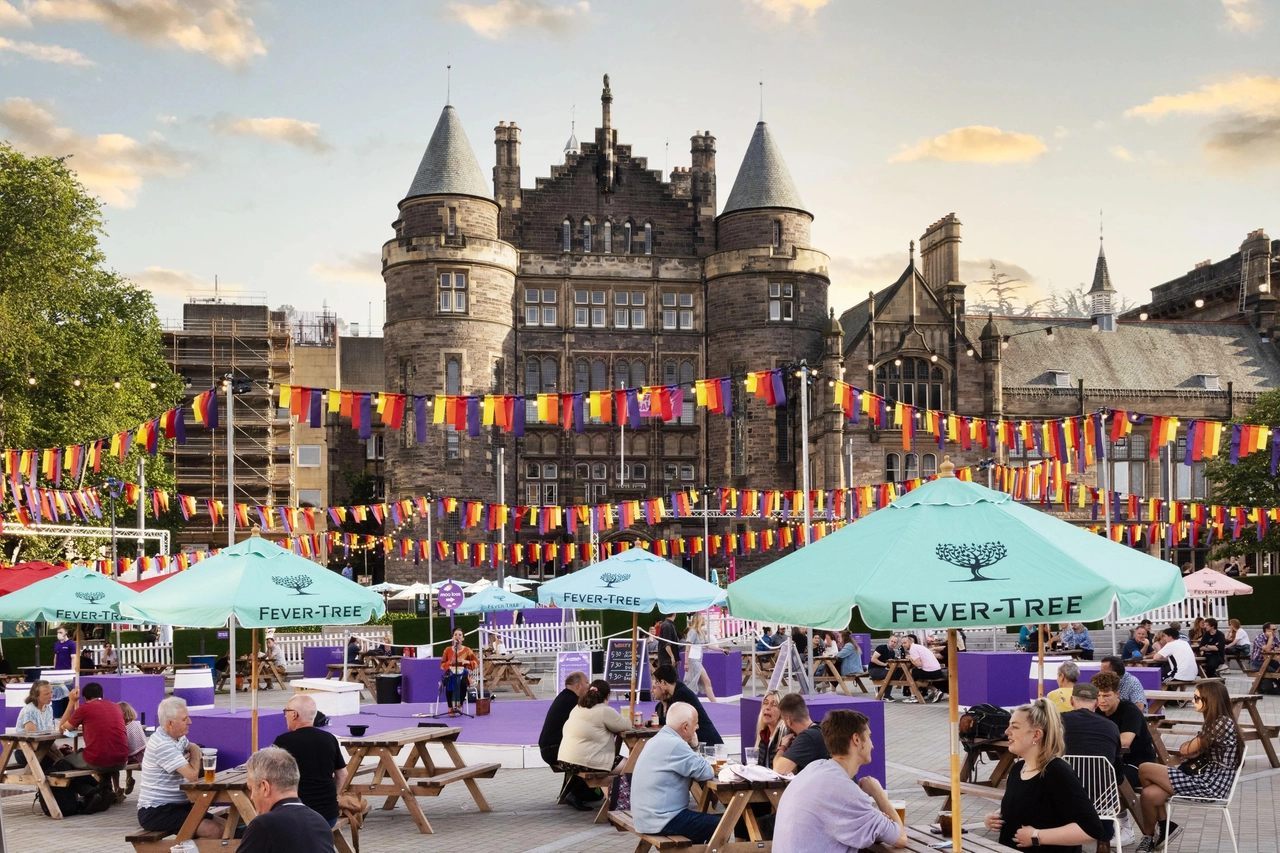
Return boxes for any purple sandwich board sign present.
[438,581,464,630]
[557,651,592,687]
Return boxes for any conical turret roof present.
[1089,241,1115,294]
[404,105,491,202]
[721,121,806,216]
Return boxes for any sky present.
[2,0,1279,331]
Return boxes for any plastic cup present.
[938,811,953,836]
[890,800,906,823]
[743,746,760,766]
[201,748,217,783]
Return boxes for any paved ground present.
[2,667,1276,852]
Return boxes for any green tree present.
[1203,389,1280,559]
[0,142,184,562]
[326,473,386,581]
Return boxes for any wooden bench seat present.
[415,762,501,792]
[608,809,694,850]
[919,778,1005,802]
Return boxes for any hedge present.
[1226,576,1280,625]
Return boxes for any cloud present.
[1221,0,1260,31]
[310,251,383,285]
[126,266,236,297]
[26,0,265,67]
[828,253,1041,315]
[211,116,334,154]
[1110,145,1133,161]
[0,36,93,64]
[442,0,589,38]
[0,97,189,207]
[1205,114,1280,165]
[0,0,30,26]
[1126,74,1280,120]
[741,0,832,23]
[156,113,178,125]
[889,126,1048,164]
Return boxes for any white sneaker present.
[902,695,921,703]
[1119,814,1138,846]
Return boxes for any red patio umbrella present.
[0,562,66,596]
[120,572,181,592]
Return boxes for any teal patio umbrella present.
[0,565,140,686]
[122,536,386,743]
[538,548,727,719]
[454,585,537,698]
[727,462,1186,852]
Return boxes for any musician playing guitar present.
[440,628,479,717]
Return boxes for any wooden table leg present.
[20,741,62,820]
[706,790,753,850]
[381,753,433,834]
[1244,700,1280,768]
[442,740,492,812]
[175,790,215,841]
[339,745,366,794]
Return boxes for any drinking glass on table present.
[743,746,759,766]
[201,748,217,783]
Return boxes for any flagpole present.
[227,376,237,714]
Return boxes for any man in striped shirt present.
[136,697,225,839]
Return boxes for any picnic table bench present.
[742,649,778,690]
[585,727,658,824]
[0,731,74,818]
[1145,691,1279,768]
[868,824,1009,852]
[1250,651,1280,695]
[136,661,168,675]
[482,655,536,699]
[813,656,870,695]
[326,663,374,695]
[875,659,930,704]
[339,725,498,834]
[608,776,786,852]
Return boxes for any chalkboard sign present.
[605,638,647,690]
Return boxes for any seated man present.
[345,636,364,665]
[1091,671,1156,790]
[900,634,946,703]
[1062,622,1095,660]
[1100,655,1147,712]
[60,681,129,813]
[137,697,225,840]
[1122,626,1151,662]
[239,747,335,853]
[773,709,906,851]
[652,665,722,746]
[265,637,287,670]
[1061,683,1122,786]
[767,626,786,648]
[755,627,774,653]
[773,693,829,775]
[869,636,901,699]
[1046,661,1080,713]
[1199,618,1228,676]
[631,702,718,843]
[274,695,347,827]
[1151,627,1197,684]
[537,670,596,810]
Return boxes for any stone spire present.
[721,121,806,215]
[404,105,491,202]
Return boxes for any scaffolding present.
[163,306,293,547]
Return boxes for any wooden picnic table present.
[585,727,659,824]
[482,655,536,699]
[364,654,403,675]
[1250,650,1280,695]
[813,656,869,695]
[696,777,787,849]
[869,823,1009,853]
[875,659,929,704]
[339,725,498,834]
[0,731,70,818]
[919,738,1017,811]
[1145,691,1279,768]
[326,663,373,694]
[136,661,168,675]
[742,648,779,689]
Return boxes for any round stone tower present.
[705,120,830,490]
[382,104,518,529]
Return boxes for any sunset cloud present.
[126,266,239,298]
[1220,0,1260,32]
[26,0,265,67]
[442,0,589,39]
[741,0,832,23]
[0,0,30,27]
[310,251,383,285]
[1126,75,1280,120]
[0,36,93,64]
[890,126,1048,164]
[211,116,334,154]
[0,97,189,207]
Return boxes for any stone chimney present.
[919,213,962,294]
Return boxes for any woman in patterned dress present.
[1134,680,1241,852]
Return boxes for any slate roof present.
[963,316,1280,392]
[404,106,492,202]
[720,121,807,215]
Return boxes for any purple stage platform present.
[318,698,743,746]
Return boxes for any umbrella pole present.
[947,629,961,853]
[251,628,259,752]
[478,616,485,700]
[74,625,82,693]
[629,613,638,724]
[115,624,122,674]
[1037,624,1045,698]
[229,616,236,714]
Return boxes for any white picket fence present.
[480,621,603,654]
[87,641,173,671]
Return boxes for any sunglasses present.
[1193,695,1204,704]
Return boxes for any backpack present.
[958,704,1012,746]
[36,758,97,817]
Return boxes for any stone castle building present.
[377,74,1280,582]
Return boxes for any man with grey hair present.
[1046,661,1080,713]
[631,702,719,842]
[136,697,225,838]
[274,694,347,826]
[239,747,335,853]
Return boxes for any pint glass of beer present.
[201,748,218,783]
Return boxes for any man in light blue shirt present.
[774,709,906,852]
[631,703,717,842]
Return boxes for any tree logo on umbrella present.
[76,590,123,619]
[272,575,315,595]
[937,542,1008,582]
[599,573,631,588]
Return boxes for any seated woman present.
[346,635,365,664]
[557,680,630,775]
[440,628,478,716]
[983,699,1108,853]
[1136,680,1241,851]
[835,630,865,677]
[119,701,147,765]
[1224,619,1251,659]
[100,642,119,670]
[754,689,783,768]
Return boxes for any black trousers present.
[542,746,595,802]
